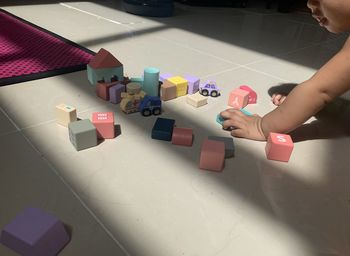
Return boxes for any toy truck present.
[139,95,162,116]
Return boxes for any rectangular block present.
[109,83,126,104]
[172,127,193,146]
[96,81,118,101]
[186,92,208,108]
[68,119,97,151]
[160,83,177,101]
[152,118,175,141]
[199,139,225,172]
[184,75,200,94]
[265,132,294,162]
[55,104,77,127]
[228,88,249,109]
[92,112,115,139]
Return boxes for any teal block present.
[68,119,98,151]
[87,65,123,86]
[240,108,253,116]
[143,67,160,96]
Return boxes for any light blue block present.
[143,67,160,96]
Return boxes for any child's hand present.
[220,109,267,141]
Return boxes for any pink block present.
[239,85,257,104]
[228,88,249,109]
[92,112,115,139]
[199,139,225,172]
[265,133,294,162]
[172,127,193,146]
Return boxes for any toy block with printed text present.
[55,103,77,127]
[239,85,257,104]
[172,127,193,146]
[186,92,208,108]
[265,132,294,162]
[152,117,175,141]
[199,139,225,172]
[92,112,115,139]
[0,207,70,256]
[68,119,97,151]
[228,88,249,109]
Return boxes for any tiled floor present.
[1,1,350,255]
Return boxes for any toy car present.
[139,95,162,116]
[199,81,221,97]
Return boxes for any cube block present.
[159,73,173,83]
[109,83,126,104]
[0,207,70,256]
[199,139,225,172]
[239,85,257,104]
[152,118,175,141]
[165,76,188,97]
[186,92,208,108]
[160,83,177,101]
[68,119,97,151]
[265,132,294,162]
[228,88,249,109]
[172,127,193,146]
[184,75,200,94]
[92,112,115,139]
[55,104,77,127]
[96,81,118,101]
[208,136,235,158]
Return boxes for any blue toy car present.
[199,81,221,97]
[139,95,162,116]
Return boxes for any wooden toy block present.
[199,139,225,172]
[143,67,160,96]
[55,103,77,127]
[68,119,97,151]
[120,83,146,114]
[265,132,294,162]
[92,112,115,139]
[184,75,200,94]
[159,73,173,83]
[208,136,235,158]
[239,85,257,104]
[172,127,193,146]
[0,207,70,256]
[186,92,208,108]
[109,83,126,104]
[228,88,249,109]
[151,117,175,141]
[87,48,123,86]
[165,76,188,97]
[96,81,118,101]
[160,83,177,101]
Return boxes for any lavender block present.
[184,75,200,94]
[109,83,126,104]
[159,73,173,83]
[0,207,70,256]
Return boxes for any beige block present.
[55,104,77,127]
[186,92,208,108]
[160,83,177,101]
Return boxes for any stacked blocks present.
[228,88,249,109]
[184,75,200,94]
[0,207,70,256]
[151,118,175,141]
[199,139,225,172]
[265,132,294,162]
[68,119,98,151]
[55,104,77,127]
[208,136,235,158]
[92,112,115,139]
[160,82,177,101]
[239,85,257,104]
[172,127,193,146]
[96,81,118,101]
[143,67,160,96]
[109,83,126,104]
[159,73,173,83]
[165,76,188,97]
[186,92,208,108]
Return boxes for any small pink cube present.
[199,139,225,172]
[92,112,115,139]
[172,127,193,146]
[239,85,257,104]
[228,88,249,109]
[265,133,294,162]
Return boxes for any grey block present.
[68,119,98,151]
[208,136,235,158]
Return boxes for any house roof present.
[88,48,123,69]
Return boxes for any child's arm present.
[221,36,350,140]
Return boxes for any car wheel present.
[211,91,218,97]
[153,107,161,115]
[142,109,151,116]
[201,90,209,96]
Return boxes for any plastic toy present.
[172,127,193,146]
[68,119,98,151]
[239,85,257,104]
[184,75,200,94]
[0,207,70,256]
[228,88,249,109]
[199,80,221,97]
[139,95,162,116]
[208,136,235,158]
[120,82,146,114]
[199,139,225,172]
[265,132,294,162]
[186,92,207,108]
[151,117,175,141]
[92,112,115,139]
[55,103,77,127]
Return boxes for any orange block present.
[172,127,193,146]
[265,133,294,162]
[228,88,249,109]
[92,112,115,139]
[199,139,225,172]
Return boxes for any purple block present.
[159,73,173,83]
[0,207,70,256]
[109,83,126,104]
[184,75,200,94]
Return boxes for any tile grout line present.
[0,107,21,132]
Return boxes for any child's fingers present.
[220,109,244,119]
[230,128,246,138]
